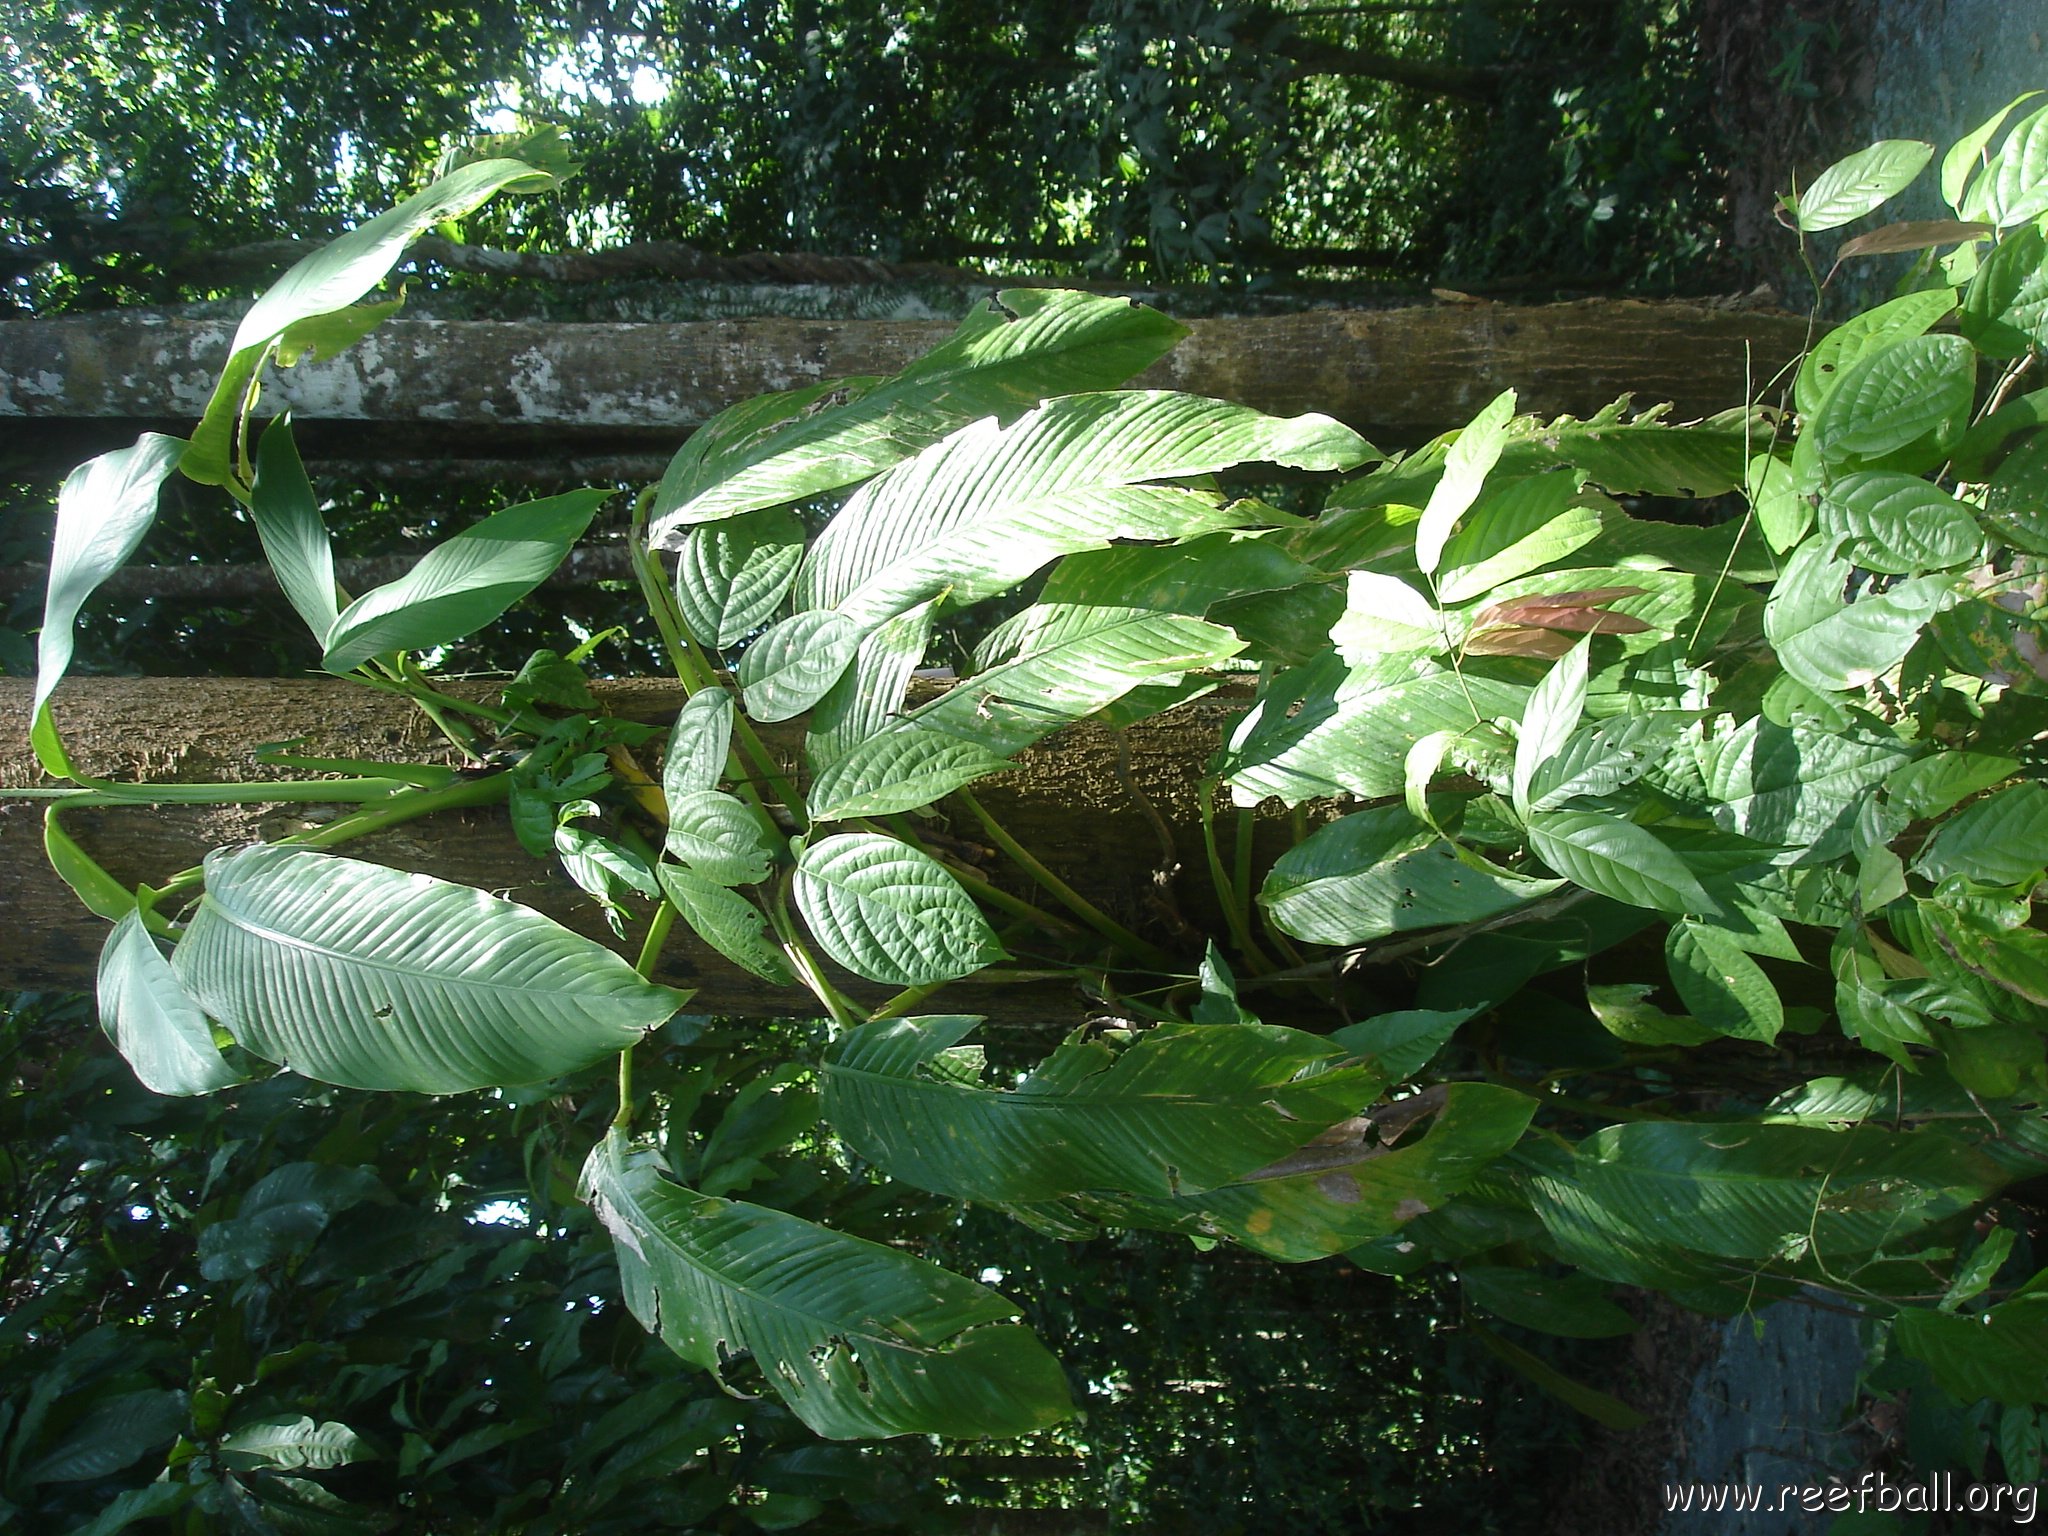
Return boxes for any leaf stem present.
[1200,780,1274,973]
[616,899,678,1132]
[953,788,1172,969]
[770,889,859,1030]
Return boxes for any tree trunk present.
[0,678,1268,1024]
[0,303,1810,479]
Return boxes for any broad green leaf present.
[1795,290,1956,418]
[1327,1007,1476,1080]
[1437,473,1600,604]
[64,1484,191,1536]
[1498,401,1756,497]
[1665,918,1784,1043]
[2001,1403,2046,1483]
[1527,810,1716,914]
[1944,1228,2018,1312]
[21,1389,185,1485]
[1416,388,1516,576]
[822,1015,1376,1203]
[1528,711,1695,814]
[1885,751,2019,820]
[1958,103,2048,228]
[1193,941,1259,1025]
[273,295,404,367]
[321,489,612,673]
[808,604,1242,819]
[1985,431,2048,554]
[1588,982,1717,1046]
[219,1415,370,1471]
[44,807,135,920]
[1260,802,1557,946]
[1764,537,1956,692]
[1459,1266,1636,1338]
[97,912,243,1096]
[1039,527,1315,616]
[1089,1082,1535,1263]
[792,834,1001,985]
[581,1130,1073,1438]
[184,157,558,487]
[1695,714,1915,862]
[656,865,793,985]
[1329,571,1444,663]
[1746,451,1810,554]
[806,600,936,777]
[1944,93,2041,209]
[664,789,773,886]
[250,416,340,640]
[1916,782,2048,887]
[797,390,1359,631]
[661,688,735,801]
[1792,139,1933,231]
[736,609,862,722]
[1513,637,1589,816]
[1467,1325,1647,1428]
[1809,334,1975,469]
[1893,1295,2048,1405]
[196,1161,384,1282]
[673,505,806,648]
[33,433,186,776]
[1815,471,1983,575]
[174,845,680,1092]
[649,288,1188,535]
[1961,222,2048,358]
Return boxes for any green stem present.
[1200,781,1273,973]
[680,629,808,823]
[616,899,679,1132]
[1232,807,1257,949]
[9,779,437,806]
[953,789,1172,969]
[769,890,859,1029]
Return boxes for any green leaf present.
[64,1483,191,1536]
[184,156,559,487]
[1416,388,1516,576]
[649,289,1188,535]
[33,433,186,776]
[98,911,243,1096]
[1886,751,2019,820]
[792,834,1001,985]
[672,505,806,649]
[1665,918,1785,1043]
[1467,1324,1646,1429]
[1795,290,1956,418]
[580,1130,1073,1438]
[736,609,862,723]
[1792,139,1934,231]
[661,688,735,801]
[806,600,937,777]
[1329,571,1444,663]
[1958,103,2048,228]
[174,845,681,1092]
[1696,714,1915,862]
[808,604,1241,819]
[1261,802,1557,946]
[1587,982,1717,1046]
[1437,474,1601,605]
[1746,451,1810,555]
[1961,223,2048,358]
[249,417,340,640]
[1040,526,1314,617]
[1459,1266,1636,1338]
[1527,711,1695,814]
[655,865,793,985]
[664,789,773,886]
[1916,782,2048,887]
[1809,335,1975,470]
[1893,1294,2048,1405]
[321,489,611,672]
[1815,472,1983,576]
[219,1415,370,1471]
[1985,431,2048,554]
[1944,1227,2018,1312]
[1328,1007,1476,1080]
[1513,637,1589,816]
[21,1389,185,1485]
[1192,942,1259,1025]
[1496,400,1757,497]
[823,1016,1375,1203]
[1944,93,2041,209]
[44,807,135,920]
[1527,810,1717,914]
[797,390,1359,635]
[1764,537,1956,692]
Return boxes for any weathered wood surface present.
[0,302,1807,468]
[0,677,1271,1022]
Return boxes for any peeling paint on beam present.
[0,302,1809,440]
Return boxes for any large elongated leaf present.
[321,489,611,672]
[219,1416,370,1472]
[580,1130,1074,1439]
[1664,918,1784,1043]
[1695,714,1915,862]
[792,834,1001,985]
[807,604,1243,820]
[823,1016,1377,1203]
[793,389,1361,636]
[33,433,186,776]
[250,416,340,640]
[1416,388,1516,576]
[97,911,243,1096]
[184,155,560,487]
[1892,1294,2048,1405]
[1791,139,1934,231]
[649,289,1187,536]
[1527,810,1717,915]
[1957,102,2048,227]
[661,688,736,801]
[1764,537,1955,692]
[174,845,682,1092]
[1437,473,1600,605]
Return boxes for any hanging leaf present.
[185,155,561,487]
[249,416,341,641]
[321,489,612,673]
[97,912,244,1096]
[823,1015,1377,1204]
[1665,918,1785,1043]
[1834,220,1991,261]
[1764,537,1956,693]
[32,433,186,776]
[1467,1325,1647,1428]
[792,834,1002,985]
[45,808,137,921]
[806,600,938,777]
[1790,139,1934,231]
[656,865,793,985]
[580,1130,1074,1439]
[736,609,863,723]
[673,505,807,649]
[218,1415,371,1472]
[1416,389,1516,577]
[1459,1266,1636,1338]
[174,845,682,1092]
[661,688,736,802]
[664,789,774,886]
[1527,810,1717,915]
